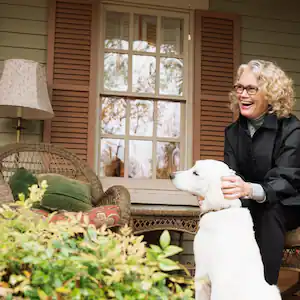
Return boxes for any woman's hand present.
[221,175,252,200]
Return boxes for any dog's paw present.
[195,275,211,300]
[197,274,209,282]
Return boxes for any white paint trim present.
[128,189,198,205]
[95,4,107,175]
[94,4,103,173]
[186,9,195,169]
[95,2,196,194]
[101,177,199,205]
[102,176,178,189]
[101,0,209,11]
[100,91,186,101]
[103,3,188,19]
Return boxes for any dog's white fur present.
[171,159,281,300]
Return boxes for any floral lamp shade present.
[0,59,54,120]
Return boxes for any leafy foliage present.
[0,185,194,299]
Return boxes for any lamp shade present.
[0,59,54,120]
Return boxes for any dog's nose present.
[169,173,175,180]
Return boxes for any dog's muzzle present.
[169,173,175,180]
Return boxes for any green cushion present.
[9,167,38,201]
[37,174,92,212]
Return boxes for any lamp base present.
[13,117,25,143]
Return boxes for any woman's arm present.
[261,127,300,204]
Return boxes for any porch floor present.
[279,269,300,299]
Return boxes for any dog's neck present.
[200,197,241,218]
[200,206,229,217]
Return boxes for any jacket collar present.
[238,113,278,131]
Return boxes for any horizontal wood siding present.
[209,0,300,117]
[0,0,48,144]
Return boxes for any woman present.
[222,59,300,285]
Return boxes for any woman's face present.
[235,67,268,119]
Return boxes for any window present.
[97,4,189,183]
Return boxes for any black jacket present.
[224,113,300,206]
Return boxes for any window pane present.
[129,140,152,178]
[160,58,183,96]
[130,100,153,136]
[101,97,126,135]
[104,53,128,92]
[160,17,184,55]
[105,11,129,50]
[100,138,125,177]
[133,14,156,52]
[157,101,180,138]
[132,55,156,93]
[156,142,180,179]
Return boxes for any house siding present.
[209,0,300,116]
[0,0,48,144]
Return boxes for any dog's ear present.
[205,178,225,207]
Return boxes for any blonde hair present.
[229,60,295,118]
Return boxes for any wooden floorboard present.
[279,269,300,299]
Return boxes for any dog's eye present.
[193,171,199,176]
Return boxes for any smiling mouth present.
[240,101,253,108]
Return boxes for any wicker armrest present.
[0,172,14,205]
[96,185,131,225]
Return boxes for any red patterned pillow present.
[32,205,121,228]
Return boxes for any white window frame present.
[95,2,195,197]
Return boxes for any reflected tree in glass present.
[105,11,129,50]
[100,138,125,177]
[156,142,180,179]
[104,53,128,92]
[160,58,183,96]
[130,100,154,136]
[157,101,180,138]
[101,97,127,135]
[129,140,152,178]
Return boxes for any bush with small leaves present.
[0,184,194,299]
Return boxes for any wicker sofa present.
[0,142,131,228]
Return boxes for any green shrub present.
[0,184,194,299]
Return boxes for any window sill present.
[100,177,199,206]
[101,177,181,190]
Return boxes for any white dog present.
[170,159,281,300]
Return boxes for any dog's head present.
[170,159,241,214]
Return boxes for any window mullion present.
[183,14,189,99]
[124,100,131,178]
[152,100,158,179]
[123,12,134,178]
[155,16,161,97]
[180,102,186,170]
[98,7,106,177]
[128,12,134,93]
[100,91,186,101]
[152,15,161,179]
